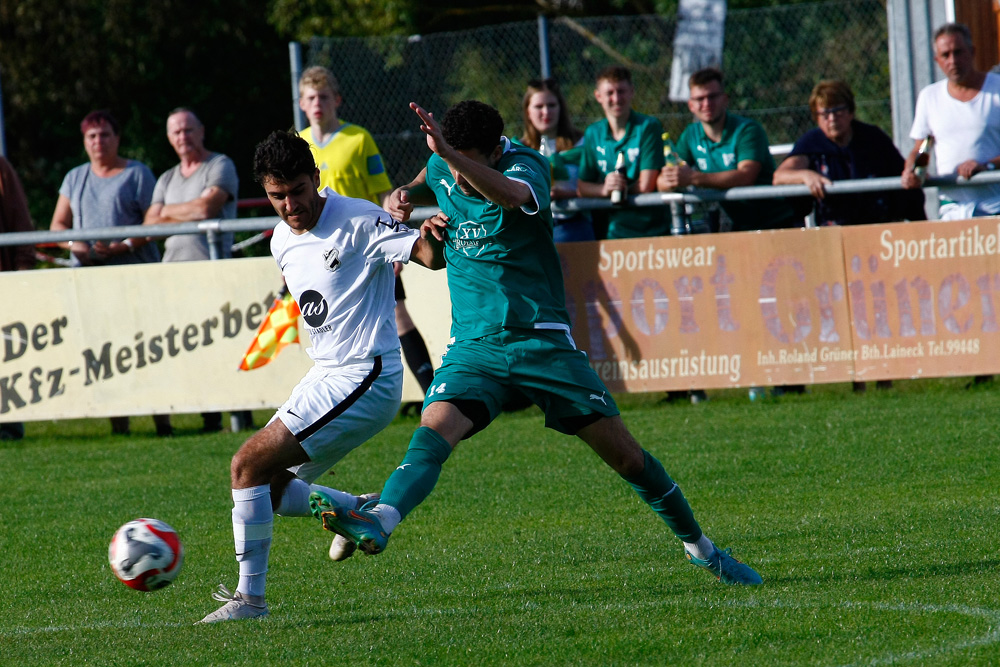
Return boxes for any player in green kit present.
[313,100,762,586]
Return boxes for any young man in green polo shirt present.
[658,67,799,232]
[312,99,762,587]
[577,66,670,239]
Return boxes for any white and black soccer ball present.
[108,518,183,591]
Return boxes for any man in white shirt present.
[902,22,1000,219]
[197,130,442,623]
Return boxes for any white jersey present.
[911,73,1000,204]
[271,188,419,366]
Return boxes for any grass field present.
[2,379,999,666]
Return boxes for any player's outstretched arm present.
[410,102,531,210]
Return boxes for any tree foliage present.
[0,0,289,224]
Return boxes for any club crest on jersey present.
[323,247,341,272]
[454,221,487,257]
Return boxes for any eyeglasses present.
[817,105,850,118]
[689,92,724,105]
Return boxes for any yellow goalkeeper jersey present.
[300,123,392,204]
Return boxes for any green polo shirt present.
[579,111,670,239]
[676,113,798,231]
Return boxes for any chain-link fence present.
[303,0,889,189]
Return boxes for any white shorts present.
[271,352,403,483]
[938,195,1000,220]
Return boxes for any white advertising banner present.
[0,258,453,422]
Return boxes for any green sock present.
[379,426,452,521]
[622,450,703,543]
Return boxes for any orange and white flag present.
[238,288,300,371]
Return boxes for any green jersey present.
[425,139,571,342]
[578,111,670,239]
[675,113,798,231]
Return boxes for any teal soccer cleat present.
[317,500,390,555]
[308,489,341,521]
[687,547,763,586]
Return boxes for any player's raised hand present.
[411,103,450,158]
[421,212,449,243]
[387,187,414,222]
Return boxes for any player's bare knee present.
[230,447,266,489]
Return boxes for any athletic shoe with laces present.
[321,492,379,561]
[195,584,268,624]
[318,499,389,555]
[686,547,763,586]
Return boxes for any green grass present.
[2,379,999,665]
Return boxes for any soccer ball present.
[108,518,183,591]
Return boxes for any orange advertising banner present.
[841,218,1000,381]
[557,219,1000,392]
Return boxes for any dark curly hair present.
[253,130,316,184]
[441,101,504,156]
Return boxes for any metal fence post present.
[0,66,7,158]
[538,15,551,79]
[205,228,221,261]
[289,42,306,132]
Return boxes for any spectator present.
[774,80,926,394]
[658,67,799,232]
[902,23,999,387]
[661,68,800,400]
[144,107,248,431]
[774,80,925,227]
[48,110,172,437]
[0,156,35,441]
[0,157,35,273]
[902,23,1000,220]
[577,66,670,239]
[520,77,594,243]
[50,110,161,267]
[144,108,237,261]
[298,65,436,419]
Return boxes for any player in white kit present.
[198,130,443,623]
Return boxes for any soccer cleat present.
[196,584,268,624]
[319,500,390,556]
[686,547,763,586]
[327,493,380,561]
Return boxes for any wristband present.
[124,238,136,251]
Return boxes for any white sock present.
[683,535,716,561]
[308,483,360,509]
[274,479,312,517]
[232,485,272,598]
[372,503,401,533]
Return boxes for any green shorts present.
[424,328,619,436]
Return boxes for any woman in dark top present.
[774,80,925,226]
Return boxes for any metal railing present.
[3,172,999,252]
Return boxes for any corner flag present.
[238,287,300,371]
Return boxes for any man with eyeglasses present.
[658,67,798,232]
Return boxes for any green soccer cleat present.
[308,489,341,521]
[686,547,763,586]
[319,500,390,556]
[327,493,379,561]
